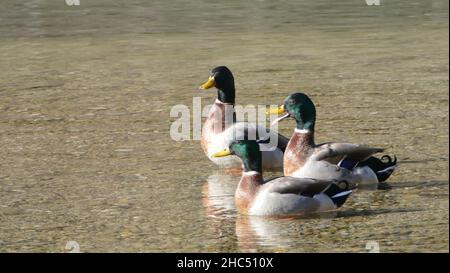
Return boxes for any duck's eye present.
[286,99,295,106]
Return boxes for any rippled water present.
[0,0,448,252]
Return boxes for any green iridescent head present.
[283,92,316,130]
[212,140,261,172]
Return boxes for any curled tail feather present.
[323,181,354,208]
[360,155,397,183]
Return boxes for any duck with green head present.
[268,92,397,189]
[212,140,353,216]
[199,66,289,171]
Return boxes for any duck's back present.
[248,177,326,216]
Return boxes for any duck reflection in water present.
[235,211,339,252]
[202,170,240,250]
[202,170,240,215]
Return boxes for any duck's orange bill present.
[267,105,290,125]
[200,76,216,89]
[266,105,285,115]
[212,149,231,157]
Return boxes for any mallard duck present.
[267,92,397,189]
[199,66,289,171]
[212,140,353,216]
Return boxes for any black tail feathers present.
[360,155,397,183]
[323,181,353,208]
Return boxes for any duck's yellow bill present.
[212,149,231,157]
[267,105,290,125]
[266,105,285,115]
[200,76,216,89]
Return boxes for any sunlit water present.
[0,0,448,252]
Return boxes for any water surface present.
[0,0,448,252]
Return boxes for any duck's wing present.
[256,132,289,152]
[274,133,289,152]
[314,143,384,163]
[225,122,289,151]
[253,177,353,215]
[253,122,290,152]
[264,177,334,197]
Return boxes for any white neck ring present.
[294,128,311,134]
[215,99,234,105]
[243,171,261,176]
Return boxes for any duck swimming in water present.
[213,140,354,216]
[199,66,289,171]
[267,92,397,189]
